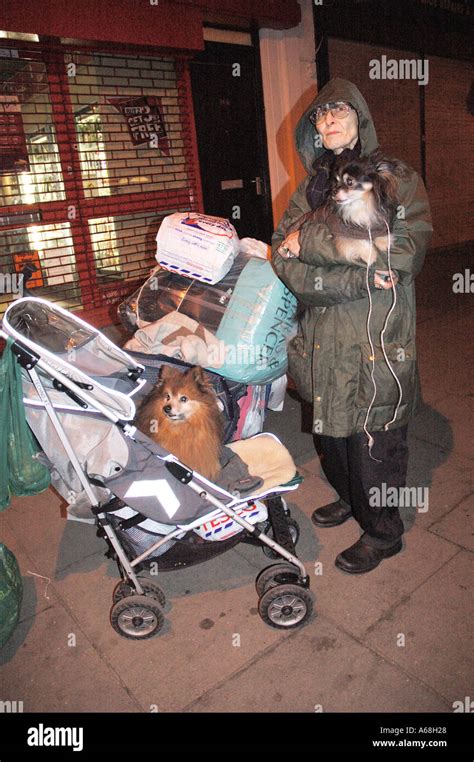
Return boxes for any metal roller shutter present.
[0,41,202,325]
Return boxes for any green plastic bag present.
[0,543,23,648]
[0,339,50,510]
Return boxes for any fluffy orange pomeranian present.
[135,365,225,480]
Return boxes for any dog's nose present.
[163,404,172,414]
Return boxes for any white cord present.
[379,220,403,430]
[27,570,51,600]
[362,223,403,461]
[362,228,382,462]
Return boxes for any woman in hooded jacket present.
[272,78,433,573]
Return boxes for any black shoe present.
[335,537,403,574]
[311,499,352,528]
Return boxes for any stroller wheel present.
[255,563,301,598]
[263,517,300,558]
[258,583,313,629]
[110,594,164,639]
[113,578,166,608]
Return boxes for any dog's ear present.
[158,365,172,379]
[156,364,173,393]
[373,161,400,209]
[375,159,393,176]
[376,157,408,180]
[189,366,212,394]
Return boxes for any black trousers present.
[316,425,408,548]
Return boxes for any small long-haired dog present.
[285,152,406,266]
[327,153,406,264]
[135,365,224,480]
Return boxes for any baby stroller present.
[1,297,313,640]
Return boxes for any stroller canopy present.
[2,298,145,420]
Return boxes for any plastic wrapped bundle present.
[118,256,297,385]
[156,212,240,284]
[118,252,253,335]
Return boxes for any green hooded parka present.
[272,78,433,438]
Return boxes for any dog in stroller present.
[1,297,313,640]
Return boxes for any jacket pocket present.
[287,334,313,403]
[356,339,417,409]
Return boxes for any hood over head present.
[295,78,379,174]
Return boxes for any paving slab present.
[412,395,473,460]
[183,615,449,713]
[52,552,297,712]
[308,525,459,641]
[364,550,473,705]
[428,493,474,551]
[1,487,104,580]
[0,583,142,713]
[292,457,339,510]
[0,531,143,714]
[405,441,473,529]
[0,521,54,626]
[408,405,454,458]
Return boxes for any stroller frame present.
[1,297,313,639]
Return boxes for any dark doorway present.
[189,39,273,242]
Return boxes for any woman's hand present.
[277,231,301,258]
[374,269,399,289]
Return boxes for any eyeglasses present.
[309,102,354,126]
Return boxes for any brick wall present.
[327,37,474,249]
[424,55,473,249]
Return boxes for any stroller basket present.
[107,510,244,572]
[1,297,314,639]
